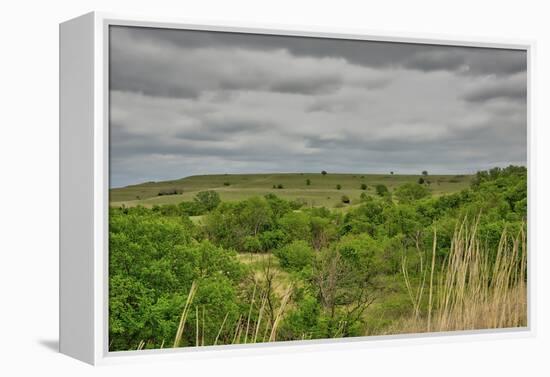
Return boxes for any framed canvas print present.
[59,12,533,365]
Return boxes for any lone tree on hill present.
[336,184,342,190]
[306,179,311,186]
[321,170,327,176]
[422,170,428,176]
[360,183,367,190]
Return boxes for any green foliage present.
[109,165,527,350]
[360,183,367,190]
[243,236,263,253]
[310,234,383,337]
[321,170,327,176]
[264,193,293,219]
[394,182,430,204]
[336,184,342,190]
[158,188,182,196]
[178,201,204,216]
[274,240,315,272]
[278,211,311,243]
[341,195,350,204]
[278,291,321,340]
[204,197,273,250]
[375,184,389,197]
[109,209,244,350]
[306,179,311,186]
[194,190,221,211]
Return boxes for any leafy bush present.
[109,210,244,350]
[375,184,389,196]
[243,236,263,253]
[194,190,221,211]
[274,240,315,272]
[394,183,430,204]
[158,188,182,196]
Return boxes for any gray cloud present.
[110,27,390,99]
[109,26,527,188]
[462,73,527,103]
[112,26,526,76]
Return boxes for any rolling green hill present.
[110,173,473,208]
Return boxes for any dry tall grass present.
[169,279,294,348]
[394,219,527,334]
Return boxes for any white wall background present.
[1,0,548,375]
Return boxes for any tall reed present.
[173,281,198,348]
[396,219,527,334]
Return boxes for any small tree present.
[390,171,394,175]
[243,236,263,253]
[336,184,342,190]
[341,195,350,204]
[306,179,311,186]
[418,177,425,184]
[321,170,327,176]
[422,170,428,176]
[394,182,430,203]
[194,190,221,211]
[274,241,314,272]
[375,184,389,197]
[277,184,284,189]
[360,183,367,190]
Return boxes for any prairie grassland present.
[110,173,472,208]
[386,220,527,335]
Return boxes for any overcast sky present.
[109,26,527,188]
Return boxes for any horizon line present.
[109,165,527,189]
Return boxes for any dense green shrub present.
[274,240,315,272]
[394,182,430,203]
[375,184,389,196]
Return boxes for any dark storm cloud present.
[109,26,527,188]
[112,26,526,77]
[109,26,390,99]
[463,81,527,103]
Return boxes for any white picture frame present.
[59,11,535,365]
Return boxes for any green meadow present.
[110,172,472,208]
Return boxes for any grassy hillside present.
[108,166,526,351]
[110,173,472,208]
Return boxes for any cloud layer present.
[109,26,527,188]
